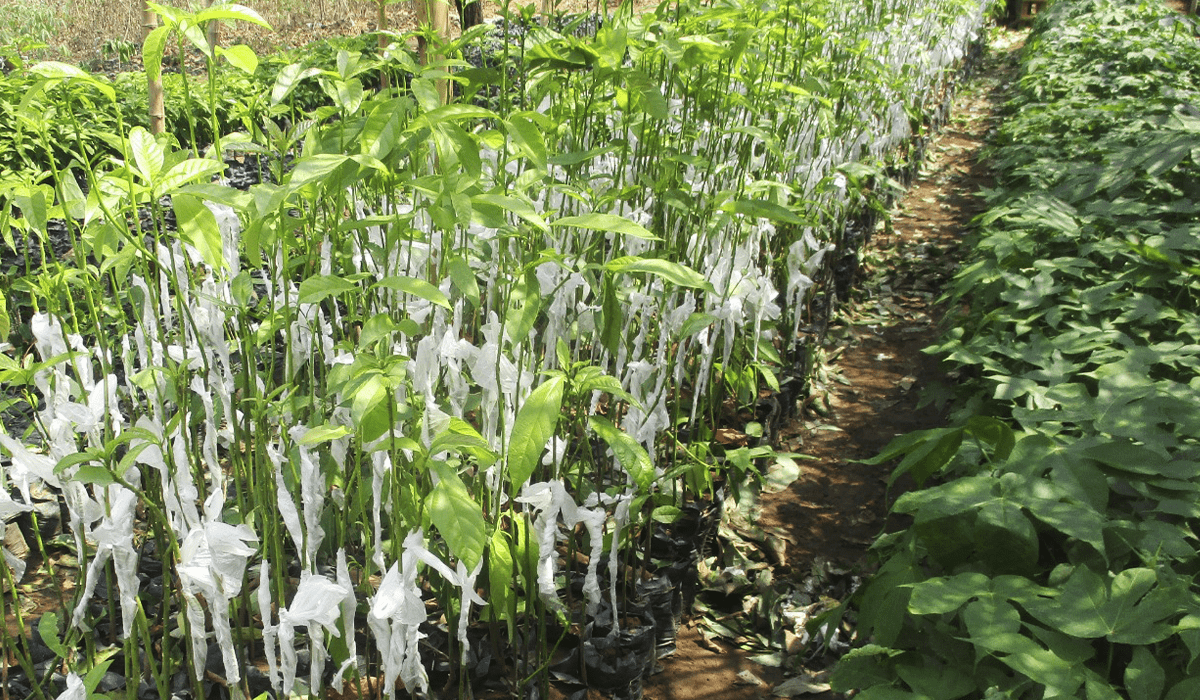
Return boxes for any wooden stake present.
[144,2,166,135]
[413,0,452,104]
[378,0,391,90]
[206,3,220,51]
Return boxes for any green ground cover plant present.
[0,0,988,697]
[832,1,1200,698]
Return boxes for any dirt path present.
[641,27,1025,700]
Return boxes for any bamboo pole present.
[144,2,166,135]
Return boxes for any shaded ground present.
[641,27,1024,700]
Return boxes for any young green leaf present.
[142,25,171,82]
[373,276,452,310]
[605,256,713,291]
[553,213,659,241]
[506,375,565,488]
[173,194,227,271]
[217,44,259,75]
[38,613,66,658]
[429,465,487,570]
[505,270,541,345]
[298,275,358,304]
[129,127,164,184]
[589,415,654,492]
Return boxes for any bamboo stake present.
[144,2,166,135]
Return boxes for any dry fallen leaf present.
[773,675,832,697]
[715,427,750,446]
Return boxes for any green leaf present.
[157,158,226,195]
[287,154,353,189]
[373,276,452,310]
[829,644,904,693]
[82,654,116,696]
[651,505,682,523]
[625,68,668,119]
[599,273,622,355]
[1082,440,1196,480]
[38,613,66,658]
[361,98,407,160]
[973,631,1083,696]
[447,255,480,309]
[505,270,541,345]
[962,596,1022,645]
[1022,493,1106,558]
[488,527,516,637]
[506,375,565,488]
[965,415,1016,461]
[1023,566,1176,644]
[723,198,807,225]
[410,104,498,131]
[193,3,271,28]
[865,426,964,488]
[143,25,171,82]
[506,113,548,170]
[173,194,227,270]
[30,62,116,101]
[472,193,549,233]
[605,255,713,291]
[907,572,990,615]
[1165,677,1200,700]
[298,275,357,304]
[553,213,659,240]
[179,19,212,57]
[0,295,10,343]
[74,465,118,485]
[218,44,258,74]
[429,467,486,570]
[299,424,352,445]
[677,312,718,340]
[129,127,164,183]
[324,78,365,116]
[429,419,498,467]
[589,415,654,492]
[271,63,323,105]
[348,374,389,441]
[1125,646,1165,700]
[974,498,1038,574]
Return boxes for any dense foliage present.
[833,1,1200,698]
[0,0,986,697]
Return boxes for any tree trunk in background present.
[457,0,482,30]
[144,2,165,135]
